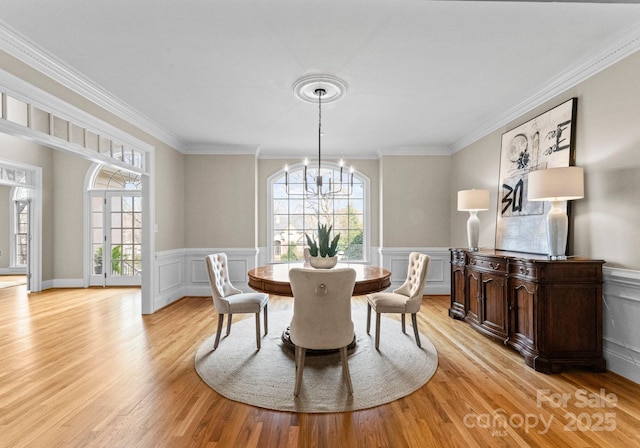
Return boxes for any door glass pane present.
[91,195,104,275]
[109,194,142,277]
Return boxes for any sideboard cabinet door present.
[449,249,466,319]
[508,277,538,367]
[464,253,509,341]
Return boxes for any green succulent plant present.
[305,223,340,258]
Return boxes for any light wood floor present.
[1,285,639,448]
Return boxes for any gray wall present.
[450,49,640,270]
[0,133,54,280]
[185,154,257,248]
[1,44,639,282]
[380,155,451,248]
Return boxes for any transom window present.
[269,162,369,262]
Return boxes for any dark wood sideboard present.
[449,248,606,374]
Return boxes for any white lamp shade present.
[458,189,490,211]
[527,166,584,201]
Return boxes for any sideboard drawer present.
[467,255,507,274]
[509,262,539,281]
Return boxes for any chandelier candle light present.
[285,75,353,198]
[527,166,584,260]
[457,189,490,252]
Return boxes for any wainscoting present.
[153,246,452,311]
[602,267,640,384]
[43,246,639,384]
[377,247,451,295]
[154,248,260,310]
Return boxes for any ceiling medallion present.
[292,74,348,103]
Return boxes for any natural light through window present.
[270,163,368,262]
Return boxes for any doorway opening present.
[88,164,142,287]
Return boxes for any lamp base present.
[546,200,568,259]
[466,211,480,253]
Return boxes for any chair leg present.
[401,313,406,333]
[411,313,422,347]
[263,304,268,335]
[375,312,381,350]
[366,303,371,335]
[294,346,306,396]
[255,312,261,350]
[340,346,353,395]
[226,313,232,335]
[213,313,224,350]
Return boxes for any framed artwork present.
[495,98,577,254]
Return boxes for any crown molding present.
[185,143,261,155]
[377,146,451,157]
[450,23,640,154]
[0,21,186,152]
[0,68,153,154]
[3,17,639,158]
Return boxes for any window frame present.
[267,161,370,263]
[9,187,30,268]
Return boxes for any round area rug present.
[194,309,438,413]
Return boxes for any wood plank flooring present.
[1,285,639,447]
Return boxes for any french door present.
[12,198,32,290]
[90,190,142,286]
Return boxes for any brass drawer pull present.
[519,266,530,275]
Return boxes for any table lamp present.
[527,166,584,259]
[457,189,490,252]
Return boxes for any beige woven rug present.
[194,309,438,413]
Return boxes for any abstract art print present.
[495,98,577,254]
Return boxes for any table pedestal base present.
[281,327,356,356]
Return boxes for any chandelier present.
[285,75,353,198]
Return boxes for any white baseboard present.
[49,278,84,288]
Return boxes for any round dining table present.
[247,262,391,297]
[248,262,391,355]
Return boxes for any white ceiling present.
[1,1,640,158]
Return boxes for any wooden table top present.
[248,263,391,297]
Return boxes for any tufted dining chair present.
[205,253,269,351]
[289,267,357,396]
[366,252,430,350]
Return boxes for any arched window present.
[268,162,369,263]
[92,165,142,190]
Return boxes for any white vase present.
[308,255,338,269]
